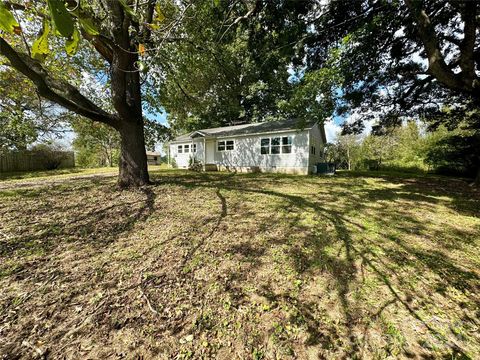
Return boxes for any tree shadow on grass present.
[0,178,157,278]
[157,172,479,358]
[178,188,227,273]
[343,171,480,218]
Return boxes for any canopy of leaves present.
[0,67,70,152]
[0,0,170,148]
[296,0,480,132]
[153,0,311,133]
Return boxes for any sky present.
[55,108,350,150]
[324,119,342,143]
[52,64,363,150]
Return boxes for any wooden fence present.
[0,151,75,173]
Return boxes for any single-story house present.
[168,119,326,175]
[146,151,161,165]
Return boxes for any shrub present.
[30,143,68,170]
[188,156,203,172]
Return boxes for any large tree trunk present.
[475,167,480,186]
[118,119,150,188]
[106,2,150,188]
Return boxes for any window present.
[193,144,197,153]
[261,136,293,154]
[311,146,316,155]
[218,140,234,151]
[178,145,183,154]
[184,144,190,153]
[261,138,270,154]
[271,137,281,154]
[282,136,292,154]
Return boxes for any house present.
[146,151,161,165]
[168,118,327,174]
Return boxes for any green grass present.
[0,169,479,359]
[0,164,169,182]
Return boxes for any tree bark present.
[118,119,150,187]
[0,3,153,188]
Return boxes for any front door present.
[205,139,215,164]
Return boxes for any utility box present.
[316,162,336,175]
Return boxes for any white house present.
[168,118,327,174]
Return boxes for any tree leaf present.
[118,0,137,20]
[154,4,165,23]
[136,60,147,73]
[213,0,220,7]
[138,43,145,56]
[0,2,21,34]
[47,0,74,38]
[78,17,99,36]
[32,20,51,61]
[65,27,80,55]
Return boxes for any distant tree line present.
[326,119,479,179]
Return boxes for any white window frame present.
[178,145,183,154]
[261,136,293,155]
[261,138,270,154]
[282,136,292,154]
[271,137,281,154]
[217,140,234,152]
[193,143,197,153]
[184,144,190,153]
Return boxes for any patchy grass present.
[0,164,168,182]
[0,169,479,359]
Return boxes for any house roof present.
[146,151,161,156]
[171,118,319,143]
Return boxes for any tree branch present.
[458,1,477,87]
[405,0,467,92]
[0,37,119,128]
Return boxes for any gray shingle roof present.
[171,118,318,142]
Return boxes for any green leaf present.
[0,2,20,34]
[32,20,51,61]
[78,17,99,36]
[118,0,137,20]
[65,27,80,55]
[154,4,165,23]
[213,0,220,6]
[136,60,147,73]
[47,0,74,38]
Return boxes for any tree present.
[72,118,119,167]
[294,0,480,181]
[329,134,362,170]
[0,66,69,152]
[0,0,179,186]
[154,0,311,132]
[425,122,480,178]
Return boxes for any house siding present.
[169,125,326,174]
[308,123,324,173]
[170,139,204,168]
[212,130,309,174]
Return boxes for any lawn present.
[0,169,479,359]
[0,164,167,182]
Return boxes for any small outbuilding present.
[146,151,161,165]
